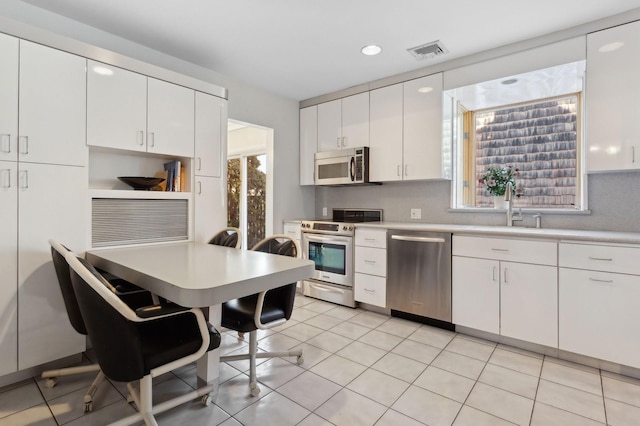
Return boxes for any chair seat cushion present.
[221,294,287,332]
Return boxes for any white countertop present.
[355,222,640,245]
[86,242,314,307]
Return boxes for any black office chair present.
[65,253,221,426]
[208,226,242,249]
[220,234,303,396]
[43,239,153,412]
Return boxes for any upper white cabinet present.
[147,78,195,158]
[369,83,403,182]
[0,34,18,163]
[368,74,446,182]
[317,92,369,151]
[299,105,317,185]
[87,61,147,153]
[586,21,640,172]
[195,92,225,178]
[19,41,87,166]
[404,74,446,180]
[88,61,195,158]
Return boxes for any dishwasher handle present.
[390,235,445,243]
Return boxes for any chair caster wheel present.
[249,381,257,390]
[201,394,211,406]
[84,402,93,413]
[251,387,261,397]
[297,356,304,365]
[238,332,245,340]
[44,378,57,389]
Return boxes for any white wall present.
[0,1,315,232]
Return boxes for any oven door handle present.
[303,234,352,244]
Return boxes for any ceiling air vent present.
[407,41,448,60]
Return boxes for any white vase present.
[493,196,509,209]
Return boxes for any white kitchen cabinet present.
[317,92,369,152]
[369,74,447,182]
[299,105,317,185]
[283,221,302,242]
[354,228,387,307]
[147,78,195,158]
[559,242,640,369]
[88,62,195,159]
[87,61,147,153]
[194,176,225,243]
[452,256,500,335]
[17,162,87,369]
[0,34,18,163]
[586,20,640,172]
[0,161,18,376]
[404,74,446,180]
[195,92,225,178]
[369,83,403,182]
[452,235,558,347]
[19,41,87,167]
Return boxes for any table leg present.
[197,304,221,400]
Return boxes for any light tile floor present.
[2,295,640,425]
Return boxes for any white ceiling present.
[17,0,640,101]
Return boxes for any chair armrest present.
[135,303,190,319]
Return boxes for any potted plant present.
[479,166,520,208]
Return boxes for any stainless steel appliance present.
[386,230,452,323]
[301,208,382,307]
[314,147,370,186]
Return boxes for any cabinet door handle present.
[148,132,155,147]
[491,248,509,252]
[197,157,202,171]
[397,165,401,176]
[633,146,636,163]
[137,130,144,146]
[588,256,613,261]
[1,134,10,153]
[364,237,377,242]
[19,136,28,155]
[364,259,376,264]
[492,266,497,282]
[342,137,347,147]
[197,180,202,194]
[364,288,375,293]
[19,170,28,189]
[1,169,10,188]
[404,164,408,176]
[589,277,614,284]
[336,137,341,148]
[503,268,508,284]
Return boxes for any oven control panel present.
[301,221,355,236]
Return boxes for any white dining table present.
[85,241,314,397]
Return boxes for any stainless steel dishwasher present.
[387,230,452,323]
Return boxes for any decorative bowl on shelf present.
[117,176,165,190]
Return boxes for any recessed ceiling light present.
[501,78,518,85]
[598,41,624,53]
[417,86,433,93]
[361,45,382,56]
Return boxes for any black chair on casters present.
[65,253,222,426]
[208,226,242,249]
[220,234,303,396]
[43,239,153,412]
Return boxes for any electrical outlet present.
[410,208,422,219]
[322,207,328,217]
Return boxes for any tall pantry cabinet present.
[0,34,87,374]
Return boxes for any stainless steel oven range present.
[301,209,382,308]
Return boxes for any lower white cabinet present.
[17,163,87,369]
[452,235,558,348]
[354,228,386,307]
[559,242,640,369]
[194,176,225,244]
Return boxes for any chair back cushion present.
[49,241,87,336]
[208,229,239,248]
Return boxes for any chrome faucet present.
[504,182,523,227]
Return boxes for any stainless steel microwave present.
[314,147,370,186]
